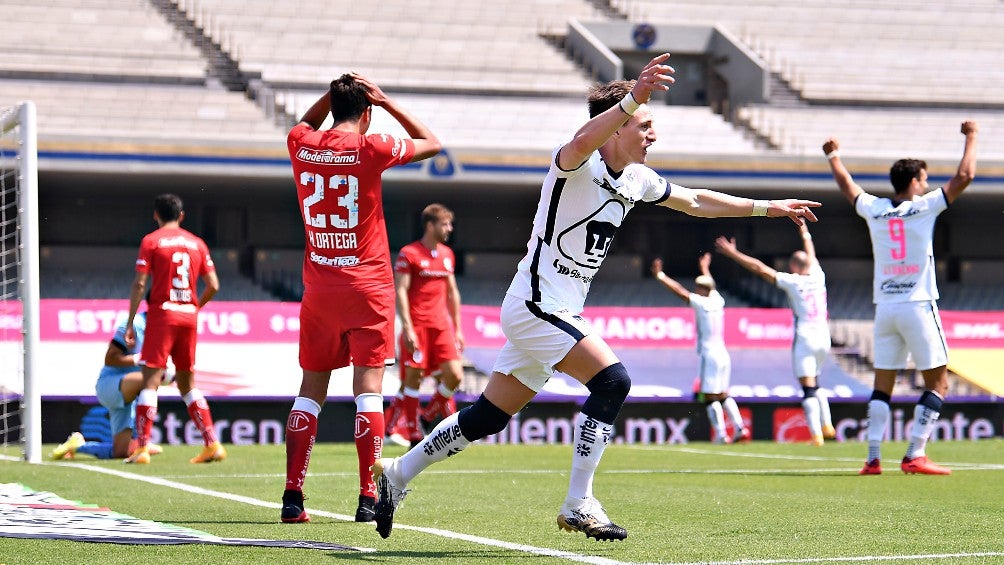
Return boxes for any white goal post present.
[0,101,41,463]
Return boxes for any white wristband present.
[826,150,840,160]
[751,200,769,217]
[618,93,640,116]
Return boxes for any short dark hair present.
[329,74,371,124]
[889,158,927,194]
[421,203,454,227]
[154,193,183,222]
[587,79,636,118]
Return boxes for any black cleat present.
[355,494,376,522]
[281,489,310,523]
[557,496,627,541]
[372,458,408,539]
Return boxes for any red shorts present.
[399,324,460,374]
[299,287,394,372]
[142,321,197,372]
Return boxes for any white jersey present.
[774,261,830,338]
[689,290,726,356]
[855,189,948,304]
[506,148,671,312]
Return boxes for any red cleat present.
[859,458,882,475]
[901,455,951,475]
[733,427,752,444]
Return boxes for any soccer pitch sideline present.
[2,440,1003,565]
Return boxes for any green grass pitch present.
[2,439,1003,564]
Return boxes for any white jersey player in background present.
[650,254,750,444]
[715,223,835,445]
[823,120,978,476]
[371,52,821,541]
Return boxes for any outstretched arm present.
[352,73,441,162]
[798,223,817,265]
[822,138,864,205]
[658,185,820,226]
[650,258,691,303]
[557,53,675,171]
[715,236,777,284]
[943,120,978,204]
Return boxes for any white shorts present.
[791,329,831,378]
[873,300,949,371]
[491,294,592,393]
[698,346,731,394]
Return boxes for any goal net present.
[0,101,40,462]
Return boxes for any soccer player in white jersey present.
[823,120,978,476]
[715,223,835,445]
[650,254,750,444]
[371,52,820,541]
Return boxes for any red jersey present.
[394,241,455,328]
[135,226,214,328]
[287,122,415,292]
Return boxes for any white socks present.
[568,412,613,500]
[396,412,470,485]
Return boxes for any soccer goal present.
[0,101,41,463]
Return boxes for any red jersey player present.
[124,193,223,465]
[281,73,441,524]
[387,204,465,447]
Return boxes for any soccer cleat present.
[128,438,164,456]
[901,455,951,476]
[281,489,310,523]
[557,496,628,541]
[859,458,882,475]
[386,432,410,448]
[124,446,151,464]
[51,432,85,460]
[712,434,732,445]
[822,424,837,440]
[190,442,227,463]
[733,427,752,444]
[373,457,409,539]
[809,434,824,447]
[355,494,376,523]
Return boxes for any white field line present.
[3,453,1002,565]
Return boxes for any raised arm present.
[557,53,675,171]
[822,137,864,205]
[714,236,777,284]
[658,184,820,226]
[352,73,441,162]
[943,120,978,204]
[650,258,691,304]
[798,223,817,265]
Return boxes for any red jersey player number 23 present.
[288,124,415,292]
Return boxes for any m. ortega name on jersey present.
[295,147,359,165]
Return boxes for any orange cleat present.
[901,455,951,475]
[859,458,881,475]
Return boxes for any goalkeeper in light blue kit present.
[51,311,165,460]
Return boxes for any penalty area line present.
[40,460,635,565]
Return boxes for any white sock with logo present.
[866,399,890,462]
[397,411,470,485]
[567,412,613,500]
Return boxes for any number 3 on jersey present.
[301,172,359,229]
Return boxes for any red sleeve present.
[394,246,414,274]
[200,240,216,275]
[135,237,153,274]
[366,133,416,171]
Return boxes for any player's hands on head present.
[650,257,664,276]
[822,138,839,155]
[632,53,675,104]
[350,72,388,106]
[961,121,978,135]
[769,199,821,226]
